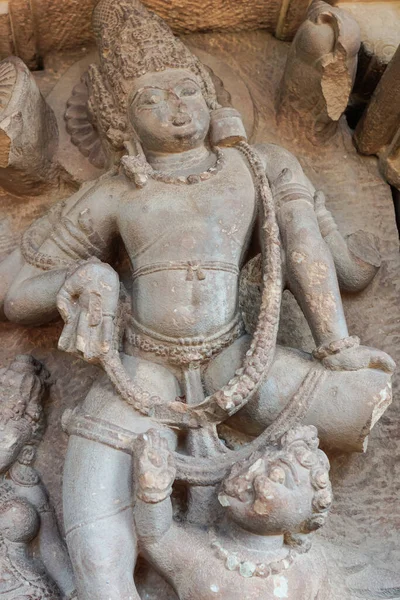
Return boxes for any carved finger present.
[75,310,92,357]
[58,320,79,354]
[314,190,327,213]
[56,287,76,324]
[88,290,103,327]
[57,293,80,354]
[364,348,396,374]
[99,315,115,356]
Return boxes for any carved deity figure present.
[134,426,332,600]
[0,0,395,598]
[0,356,75,600]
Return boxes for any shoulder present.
[252,143,303,178]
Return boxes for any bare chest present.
[117,151,257,266]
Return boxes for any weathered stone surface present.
[355,44,400,189]
[0,18,399,600]
[275,0,312,41]
[9,0,38,69]
[0,56,62,195]
[339,1,400,103]
[0,0,317,63]
[1,32,400,567]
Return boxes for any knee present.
[66,518,139,600]
[305,368,392,452]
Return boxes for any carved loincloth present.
[63,366,325,486]
[124,312,246,366]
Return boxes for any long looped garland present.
[101,140,283,430]
[19,141,285,436]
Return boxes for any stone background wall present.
[0,0,314,67]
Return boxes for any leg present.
[204,336,392,452]
[63,353,181,600]
[0,248,24,320]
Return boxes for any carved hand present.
[322,345,395,373]
[134,429,176,503]
[56,258,120,363]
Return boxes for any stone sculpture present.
[0,0,396,598]
[0,56,61,197]
[0,355,75,599]
[134,426,332,599]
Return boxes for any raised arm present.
[134,430,176,546]
[256,143,394,373]
[133,430,198,589]
[257,143,348,346]
[4,176,119,326]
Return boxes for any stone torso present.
[148,529,325,600]
[0,473,58,600]
[117,148,257,338]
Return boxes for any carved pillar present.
[9,0,38,69]
[0,56,60,195]
[354,44,400,188]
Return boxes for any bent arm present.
[4,179,118,325]
[257,143,348,346]
[314,190,381,293]
[135,496,195,590]
[280,197,349,346]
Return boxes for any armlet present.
[21,204,107,271]
[272,168,313,210]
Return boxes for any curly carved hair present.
[87,0,218,153]
[0,355,50,448]
[220,425,332,544]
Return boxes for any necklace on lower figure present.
[208,527,298,579]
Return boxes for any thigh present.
[203,337,311,436]
[64,352,181,526]
[63,354,181,599]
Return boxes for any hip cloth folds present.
[124,312,246,366]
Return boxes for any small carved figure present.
[0,355,75,600]
[0,57,60,196]
[134,427,332,600]
[0,0,395,597]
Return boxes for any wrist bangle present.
[313,336,360,360]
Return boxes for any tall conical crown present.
[88,0,217,150]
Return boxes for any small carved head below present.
[218,425,332,538]
[0,355,49,474]
[127,68,211,154]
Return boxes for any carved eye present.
[137,92,164,107]
[269,466,286,484]
[180,85,198,97]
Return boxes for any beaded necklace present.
[121,146,225,187]
[208,527,299,579]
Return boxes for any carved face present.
[0,419,31,473]
[128,69,210,153]
[219,452,316,536]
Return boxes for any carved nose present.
[172,112,192,126]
